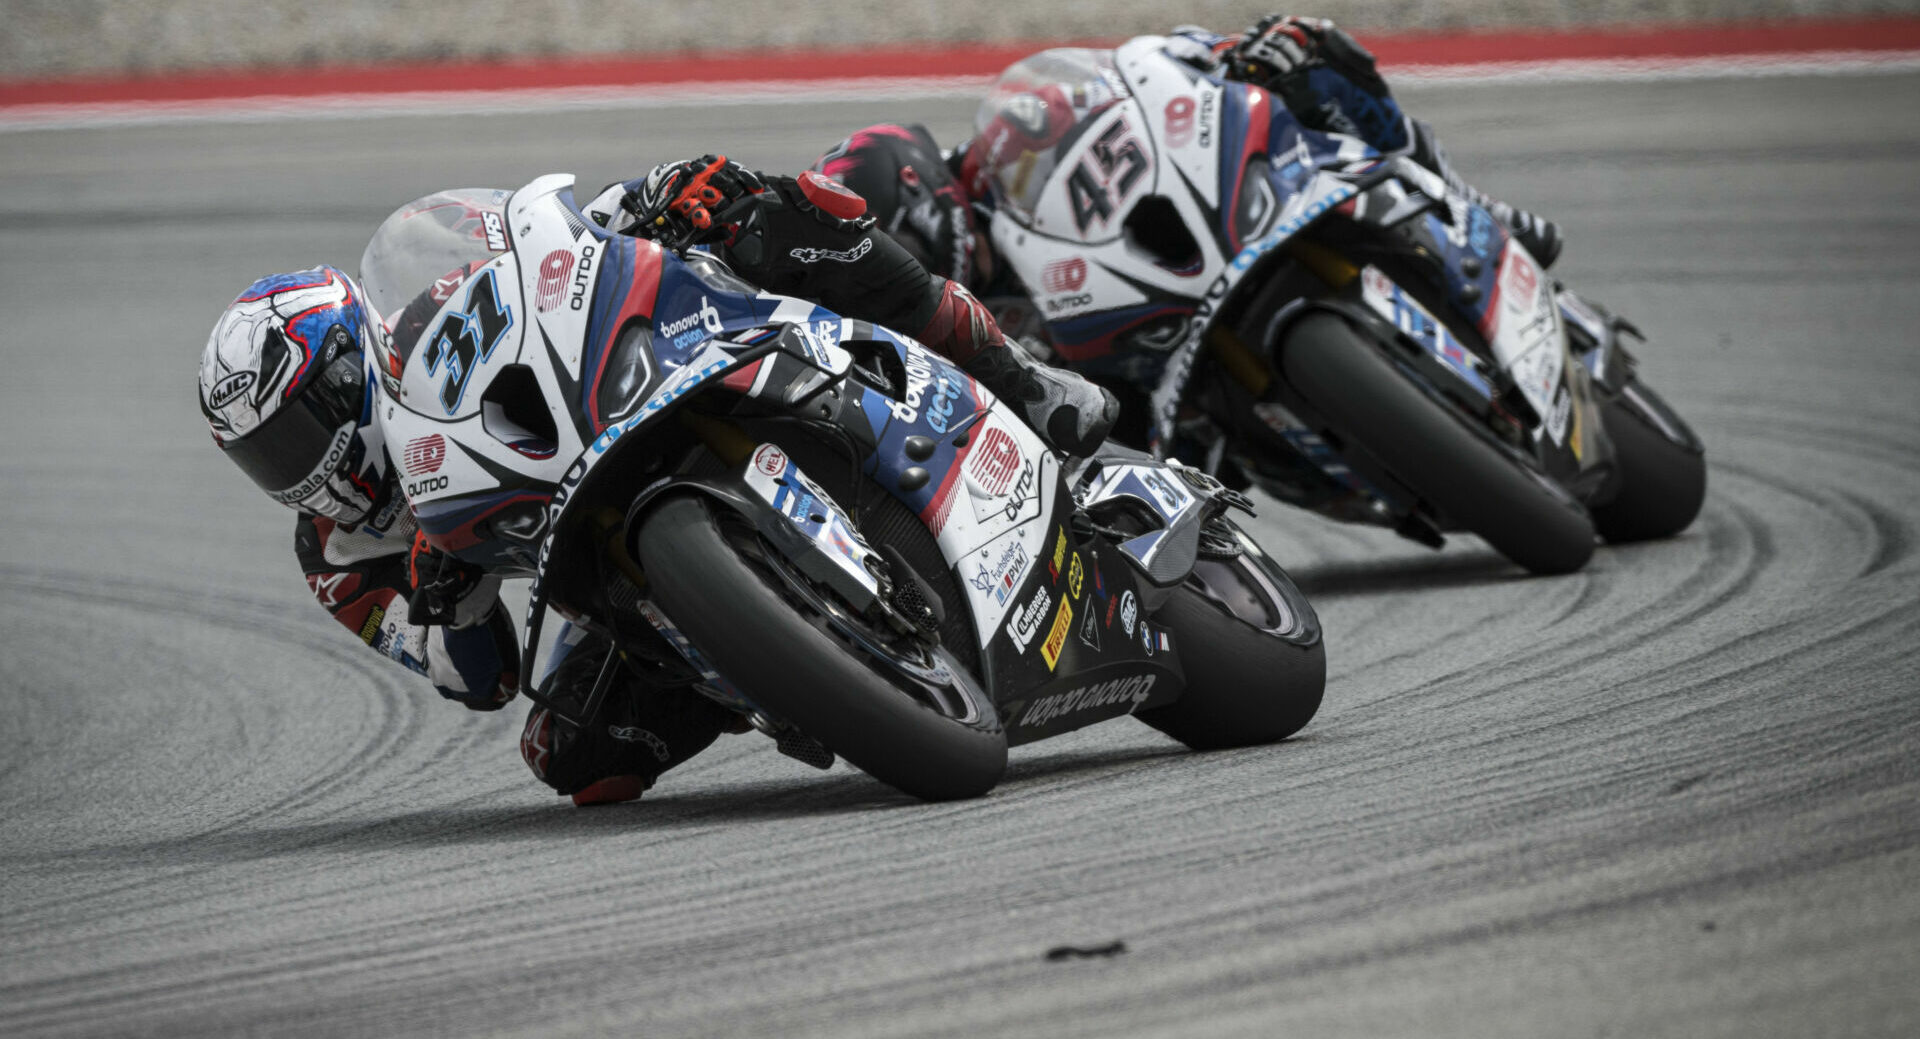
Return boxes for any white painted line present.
[4,52,1917,132]
[0,76,990,132]
[1389,49,1920,86]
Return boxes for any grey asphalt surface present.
[3,72,1918,1038]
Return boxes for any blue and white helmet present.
[199,266,389,523]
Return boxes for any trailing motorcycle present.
[971,39,1706,574]
[357,175,1325,801]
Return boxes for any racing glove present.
[620,155,773,249]
[407,529,497,629]
[1231,15,1330,86]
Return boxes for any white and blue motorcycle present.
[357,176,1325,801]
[972,39,1707,575]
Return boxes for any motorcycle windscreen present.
[971,47,1129,223]
[358,187,514,321]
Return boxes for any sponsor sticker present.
[1020,674,1158,727]
[535,249,575,312]
[1164,96,1196,148]
[660,294,725,347]
[481,211,508,252]
[1049,527,1068,581]
[1006,586,1052,651]
[405,475,449,498]
[978,540,1031,605]
[753,443,788,477]
[1040,256,1088,293]
[568,243,596,311]
[358,604,385,644]
[207,370,255,410]
[1546,385,1572,445]
[403,434,446,476]
[1119,591,1137,636]
[1503,250,1540,311]
[1040,597,1073,671]
[1067,552,1085,601]
[966,425,1022,497]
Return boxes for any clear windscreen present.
[971,48,1129,220]
[358,188,513,321]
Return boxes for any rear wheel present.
[1590,378,1706,543]
[634,495,1006,801]
[1278,313,1596,575]
[1135,522,1326,749]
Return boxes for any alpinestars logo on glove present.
[790,238,873,264]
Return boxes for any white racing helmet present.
[199,265,389,523]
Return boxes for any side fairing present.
[840,330,1062,650]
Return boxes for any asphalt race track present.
[3,72,1917,1038]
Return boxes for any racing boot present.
[964,339,1119,458]
[519,635,739,807]
[1409,120,1564,268]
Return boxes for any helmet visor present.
[219,350,366,503]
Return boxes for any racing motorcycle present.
[357,175,1324,802]
[970,39,1706,574]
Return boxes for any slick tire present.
[635,495,1006,801]
[1278,313,1596,575]
[1590,379,1706,543]
[1135,529,1326,750]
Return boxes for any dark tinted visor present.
[220,350,366,499]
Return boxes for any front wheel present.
[1278,312,1596,575]
[634,495,1007,801]
[1135,523,1327,749]
[1590,378,1706,543]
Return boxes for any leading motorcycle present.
[357,175,1325,801]
[971,39,1707,574]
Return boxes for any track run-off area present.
[2,54,1917,1038]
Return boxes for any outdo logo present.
[1040,257,1088,294]
[535,249,575,312]
[403,434,446,476]
[1164,96,1197,148]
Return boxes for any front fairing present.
[369,175,799,571]
[980,36,1379,371]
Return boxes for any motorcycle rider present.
[814,15,1564,298]
[198,160,1117,807]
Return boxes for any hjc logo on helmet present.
[206,370,256,410]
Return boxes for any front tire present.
[1278,312,1596,575]
[1135,525,1326,749]
[1590,378,1706,543]
[635,495,1007,801]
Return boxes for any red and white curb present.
[3,18,1917,132]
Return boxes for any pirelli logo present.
[1040,597,1073,671]
[359,605,385,645]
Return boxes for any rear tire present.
[1135,525,1326,749]
[1590,379,1706,543]
[1278,312,1596,575]
[635,495,1006,801]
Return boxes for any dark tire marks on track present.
[2,72,1919,1039]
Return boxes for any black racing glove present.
[622,155,771,252]
[1230,14,1329,88]
[407,529,489,627]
